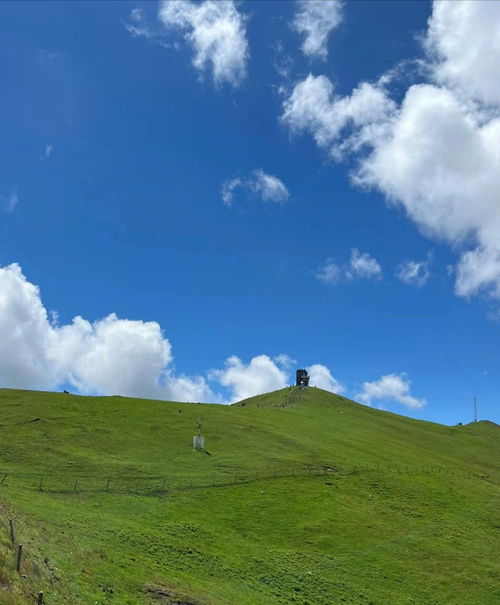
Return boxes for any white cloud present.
[282,1,500,304]
[210,354,288,402]
[282,74,396,159]
[355,373,425,409]
[273,353,297,369]
[0,263,214,402]
[307,364,344,394]
[1,187,18,214]
[347,248,382,280]
[165,374,216,403]
[315,258,341,285]
[252,169,289,203]
[0,264,58,390]
[425,0,500,106]
[354,84,500,246]
[292,0,343,60]
[124,8,153,38]
[355,82,500,300]
[221,169,289,206]
[455,247,500,300]
[3,188,18,214]
[44,145,54,158]
[124,8,173,44]
[396,256,431,288]
[158,0,248,87]
[221,177,242,206]
[316,249,381,285]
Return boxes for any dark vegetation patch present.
[146,584,205,604]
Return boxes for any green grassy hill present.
[0,387,498,604]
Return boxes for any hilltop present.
[0,387,498,604]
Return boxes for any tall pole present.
[473,395,477,423]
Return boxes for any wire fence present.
[0,462,494,496]
[0,463,496,604]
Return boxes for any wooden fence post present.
[37,591,44,604]
[16,544,23,572]
[9,519,15,543]
[106,479,110,492]
[38,478,44,491]
[1,472,7,485]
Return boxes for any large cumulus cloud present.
[0,263,213,401]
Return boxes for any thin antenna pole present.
[473,396,477,423]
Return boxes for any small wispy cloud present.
[273,353,297,369]
[292,0,343,60]
[396,254,431,288]
[126,1,249,88]
[486,308,500,324]
[347,248,382,280]
[221,169,289,207]
[316,249,382,285]
[315,258,341,285]
[124,8,152,38]
[272,41,294,80]
[221,178,242,206]
[1,187,19,214]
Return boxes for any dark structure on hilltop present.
[296,369,310,387]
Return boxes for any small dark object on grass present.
[146,584,201,604]
[16,544,23,572]
[18,417,41,424]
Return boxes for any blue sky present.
[0,0,499,425]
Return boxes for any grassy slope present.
[0,387,498,605]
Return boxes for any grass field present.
[0,387,498,604]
